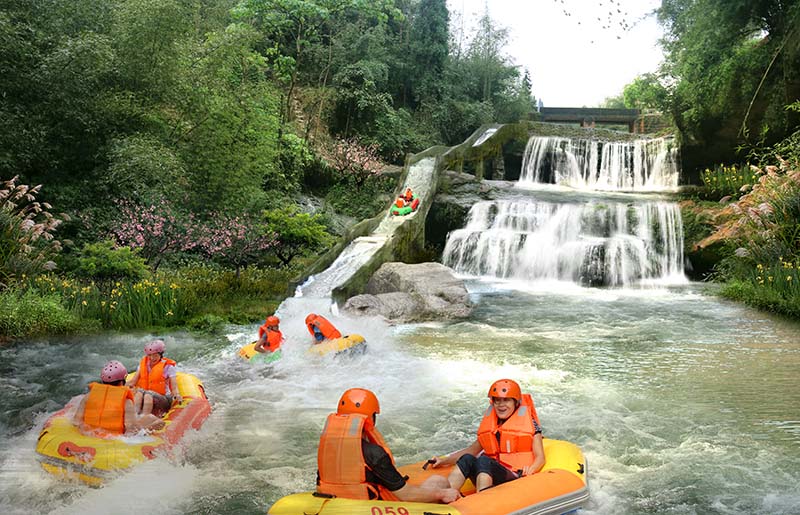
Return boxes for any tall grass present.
[0,289,86,337]
[700,164,758,199]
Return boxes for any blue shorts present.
[456,454,518,488]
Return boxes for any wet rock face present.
[343,262,473,323]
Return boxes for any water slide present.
[295,157,438,300]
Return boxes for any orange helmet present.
[305,314,316,325]
[488,379,521,401]
[337,388,380,427]
[266,315,279,326]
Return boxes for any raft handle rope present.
[312,492,335,498]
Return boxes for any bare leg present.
[447,467,467,490]
[141,393,154,416]
[133,391,144,414]
[476,472,493,492]
[421,475,451,489]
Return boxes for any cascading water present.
[444,134,685,287]
[519,136,679,190]
[442,199,685,287]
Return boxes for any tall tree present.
[407,0,449,106]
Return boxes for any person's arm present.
[430,439,482,468]
[365,443,460,504]
[520,433,545,476]
[168,374,183,405]
[253,334,267,353]
[125,369,140,388]
[70,394,88,429]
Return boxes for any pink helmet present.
[101,360,127,383]
[144,339,166,355]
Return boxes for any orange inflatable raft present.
[268,438,588,515]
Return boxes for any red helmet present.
[144,339,165,355]
[337,388,380,428]
[101,360,127,383]
[488,379,521,401]
[266,315,280,326]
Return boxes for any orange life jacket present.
[317,413,399,501]
[135,356,176,395]
[394,198,405,209]
[257,322,283,352]
[476,393,541,472]
[403,190,413,201]
[83,383,134,435]
[306,315,342,341]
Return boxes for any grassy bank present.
[0,265,296,340]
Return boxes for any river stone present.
[343,262,473,322]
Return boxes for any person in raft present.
[305,313,342,343]
[71,360,165,435]
[429,378,545,492]
[254,315,283,354]
[125,339,182,417]
[402,187,414,202]
[316,388,461,503]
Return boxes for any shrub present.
[0,289,84,338]
[75,240,150,284]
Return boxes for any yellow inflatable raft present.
[35,372,212,486]
[306,334,366,357]
[268,438,588,515]
[238,334,366,361]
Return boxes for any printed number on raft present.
[371,507,411,515]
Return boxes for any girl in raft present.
[428,379,545,492]
[305,313,342,343]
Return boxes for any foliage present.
[29,273,185,330]
[0,289,84,338]
[700,164,758,200]
[324,174,395,219]
[657,0,800,166]
[263,206,333,267]
[108,198,196,270]
[196,214,277,275]
[319,138,383,190]
[0,176,64,291]
[75,240,149,284]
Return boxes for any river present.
[1,281,799,514]
[2,133,799,514]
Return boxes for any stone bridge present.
[538,107,640,132]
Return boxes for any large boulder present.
[343,262,473,323]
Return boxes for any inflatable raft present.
[390,195,420,216]
[238,342,282,363]
[35,372,211,486]
[268,438,588,515]
[239,334,366,361]
[306,334,366,357]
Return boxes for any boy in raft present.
[71,361,165,435]
[254,315,283,354]
[317,388,460,503]
[305,313,342,343]
[402,187,414,202]
[429,379,545,492]
[126,339,182,417]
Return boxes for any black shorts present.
[456,454,518,488]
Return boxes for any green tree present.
[407,0,449,105]
[262,206,332,267]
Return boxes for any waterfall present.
[442,133,685,287]
[519,136,679,191]
[442,199,685,287]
